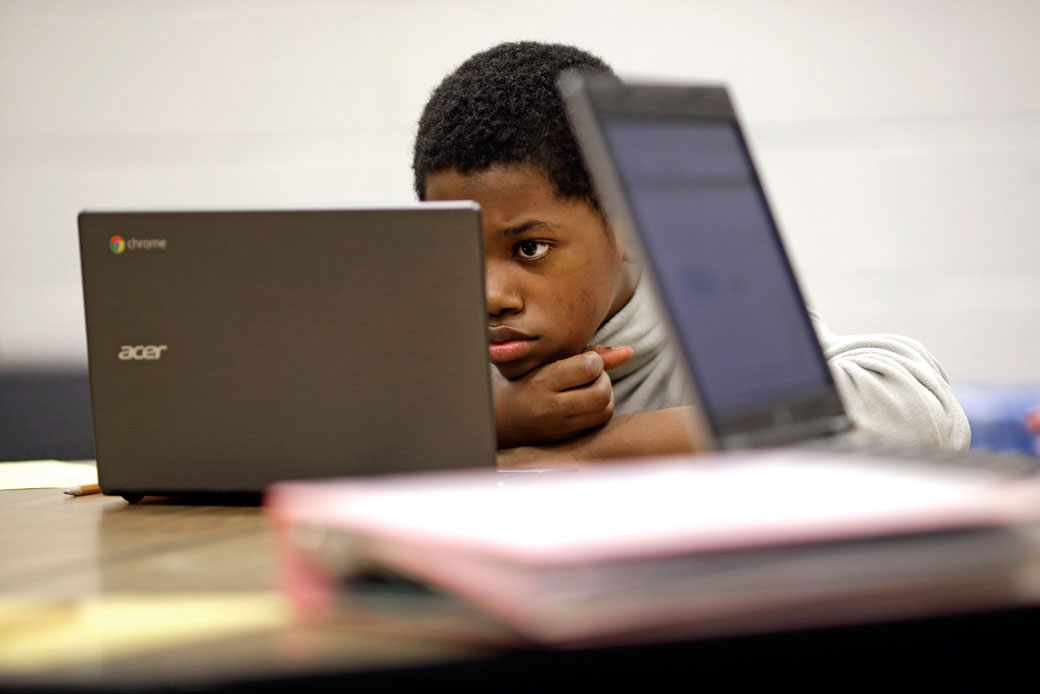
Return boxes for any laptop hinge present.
[719,415,853,450]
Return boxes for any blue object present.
[954,383,1040,456]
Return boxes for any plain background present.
[2,0,1038,386]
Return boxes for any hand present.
[493,345,634,449]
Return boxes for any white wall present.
[2,0,1038,384]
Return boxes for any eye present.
[515,240,551,261]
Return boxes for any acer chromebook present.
[78,205,496,502]
[558,73,1036,470]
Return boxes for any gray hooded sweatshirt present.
[590,277,971,450]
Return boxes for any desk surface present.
[0,481,499,692]
[3,468,1040,691]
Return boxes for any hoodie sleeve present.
[809,311,971,450]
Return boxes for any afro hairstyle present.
[412,41,617,207]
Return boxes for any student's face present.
[425,164,636,381]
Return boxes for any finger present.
[555,370,613,417]
[560,376,616,433]
[536,351,604,392]
[586,344,634,371]
[564,398,614,432]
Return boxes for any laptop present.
[78,205,497,502]
[559,73,1035,469]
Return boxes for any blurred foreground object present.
[267,451,1040,648]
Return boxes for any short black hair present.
[412,41,616,206]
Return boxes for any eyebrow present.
[499,220,558,237]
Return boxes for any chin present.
[494,358,542,382]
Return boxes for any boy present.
[412,42,970,466]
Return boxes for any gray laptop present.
[78,205,496,501]
[559,73,1034,469]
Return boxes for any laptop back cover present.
[78,205,495,495]
[560,74,851,448]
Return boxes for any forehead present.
[424,164,602,231]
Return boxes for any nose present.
[485,261,523,317]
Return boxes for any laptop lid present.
[560,74,852,449]
[78,204,496,497]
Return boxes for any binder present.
[266,451,1040,647]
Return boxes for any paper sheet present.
[0,460,97,490]
[0,593,292,672]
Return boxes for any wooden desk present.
[3,472,1040,691]
[0,483,498,692]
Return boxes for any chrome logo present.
[109,236,126,254]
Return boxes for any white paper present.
[0,460,98,490]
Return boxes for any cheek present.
[555,279,612,350]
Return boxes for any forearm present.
[497,406,706,469]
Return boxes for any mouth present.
[488,325,537,364]
[488,339,537,363]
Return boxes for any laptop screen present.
[598,115,836,423]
